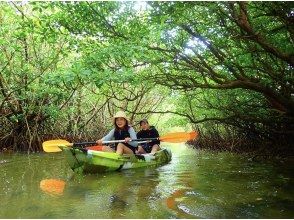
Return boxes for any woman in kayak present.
[96,111,138,155]
[136,118,161,154]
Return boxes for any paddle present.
[42,131,198,153]
[142,131,198,143]
[42,140,151,153]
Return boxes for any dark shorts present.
[141,143,153,153]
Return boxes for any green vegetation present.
[0,2,293,154]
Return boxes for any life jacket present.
[114,127,130,139]
[137,126,160,146]
[114,127,131,146]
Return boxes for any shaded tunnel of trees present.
[0,1,293,156]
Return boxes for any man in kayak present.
[96,111,138,155]
[136,119,161,154]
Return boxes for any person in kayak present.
[96,111,138,155]
[136,119,161,154]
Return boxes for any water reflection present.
[0,145,293,218]
[39,179,66,196]
[35,167,163,218]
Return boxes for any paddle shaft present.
[73,133,194,146]
[73,139,151,146]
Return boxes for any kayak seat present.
[85,145,103,151]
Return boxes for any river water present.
[0,143,293,218]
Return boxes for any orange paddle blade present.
[160,131,198,143]
[40,179,66,196]
[42,139,72,153]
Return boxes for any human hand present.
[96,139,103,145]
[125,137,131,143]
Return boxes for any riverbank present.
[187,135,294,160]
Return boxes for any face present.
[140,121,149,130]
[115,117,127,128]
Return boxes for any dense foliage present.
[0,2,293,153]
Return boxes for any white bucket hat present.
[113,111,129,123]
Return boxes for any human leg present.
[116,143,134,155]
[102,145,115,152]
[136,145,146,154]
[151,144,161,154]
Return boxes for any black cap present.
[139,119,148,125]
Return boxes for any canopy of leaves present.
[0,1,293,152]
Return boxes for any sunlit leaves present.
[0,1,292,152]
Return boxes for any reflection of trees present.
[108,168,161,218]
[63,168,161,218]
[164,171,200,219]
[0,153,69,218]
[163,151,294,218]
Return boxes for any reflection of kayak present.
[60,146,172,174]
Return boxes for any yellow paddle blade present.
[40,179,66,196]
[160,131,198,143]
[42,139,72,153]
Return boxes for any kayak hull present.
[60,146,172,174]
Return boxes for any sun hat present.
[113,111,129,123]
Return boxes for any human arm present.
[96,129,115,144]
[150,128,160,145]
[127,127,138,147]
[136,130,142,139]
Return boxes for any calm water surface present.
[0,144,293,218]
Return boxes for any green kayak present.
[59,146,172,174]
